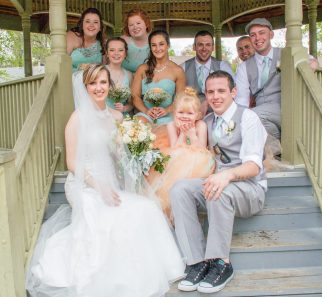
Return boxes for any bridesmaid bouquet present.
[118,116,170,175]
[108,86,131,103]
[143,88,170,107]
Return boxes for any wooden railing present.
[0,75,44,149]
[296,62,322,208]
[0,72,60,297]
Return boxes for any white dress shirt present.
[235,48,274,107]
[214,101,268,189]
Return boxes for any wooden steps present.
[46,168,322,297]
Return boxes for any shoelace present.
[187,262,209,282]
[203,261,226,283]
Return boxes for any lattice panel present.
[123,0,212,23]
[220,0,285,21]
[32,0,114,25]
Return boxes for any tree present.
[302,22,322,55]
[0,29,51,68]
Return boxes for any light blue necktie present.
[212,117,224,144]
[260,56,270,88]
[197,65,205,93]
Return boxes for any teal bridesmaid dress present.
[71,41,103,73]
[122,38,150,73]
[106,68,131,116]
[137,78,175,125]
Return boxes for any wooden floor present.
[46,168,322,297]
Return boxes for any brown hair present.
[71,8,106,55]
[83,64,113,88]
[145,30,170,83]
[123,8,152,36]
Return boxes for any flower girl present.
[149,88,215,219]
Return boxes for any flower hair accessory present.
[224,120,236,136]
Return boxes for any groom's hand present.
[203,170,233,200]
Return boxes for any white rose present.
[122,134,132,144]
[228,120,235,130]
[138,131,147,142]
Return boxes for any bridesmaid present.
[121,8,152,73]
[132,30,186,125]
[105,37,133,116]
[67,7,106,72]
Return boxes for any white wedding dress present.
[26,71,185,297]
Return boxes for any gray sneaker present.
[198,259,234,293]
[178,261,209,292]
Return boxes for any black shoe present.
[178,261,209,292]
[197,259,234,293]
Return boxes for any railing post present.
[46,0,73,171]
[0,150,26,297]
[281,0,308,164]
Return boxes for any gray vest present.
[246,47,281,106]
[204,106,266,185]
[184,57,221,102]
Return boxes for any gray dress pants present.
[170,178,265,265]
[252,103,281,140]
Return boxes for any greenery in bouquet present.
[108,86,131,103]
[118,116,170,174]
[143,87,170,107]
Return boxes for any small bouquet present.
[143,87,170,107]
[108,86,131,103]
[118,116,170,175]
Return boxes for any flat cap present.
[245,18,273,34]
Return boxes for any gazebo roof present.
[0,0,321,37]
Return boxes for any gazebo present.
[0,1,322,297]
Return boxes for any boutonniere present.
[276,60,281,73]
[224,120,236,136]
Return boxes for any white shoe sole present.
[177,282,199,292]
[197,272,234,293]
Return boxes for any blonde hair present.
[174,87,201,115]
[82,64,113,87]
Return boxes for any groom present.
[170,70,267,293]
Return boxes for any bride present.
[26,64,184,297]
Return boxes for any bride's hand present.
[114,102,125,112]
[101,188,121,207]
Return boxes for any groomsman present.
[170,70,267,294]
[236,35,255,62]
[181,30,234,116]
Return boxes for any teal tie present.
[260,56,270,88]
[212,117,224,144]
[197,65,205,93]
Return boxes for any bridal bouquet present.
[108,86,131,103]
[143,88,170,107]
[118,116,170,175]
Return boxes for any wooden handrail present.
[297,62,322,114]
[14,72,57,174]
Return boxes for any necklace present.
[154,63,168,73]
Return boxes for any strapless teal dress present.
[122,39,150,73]
[137,78,175,125]
[106,68,131,116]
[71,41,102,73]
